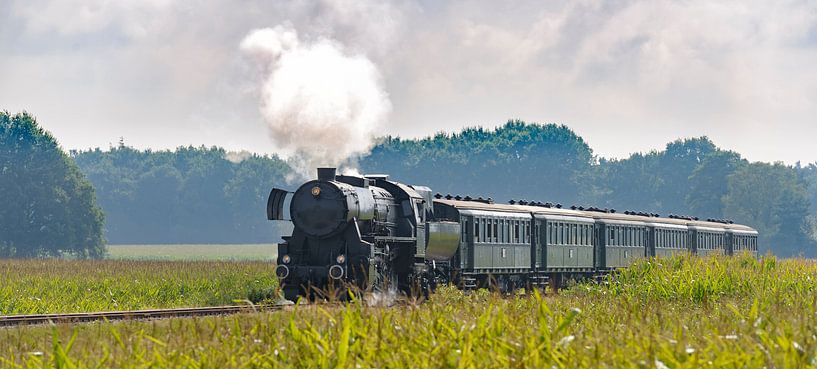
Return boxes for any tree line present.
[72,143,291,244]
[362,121,817,256]
[3,112,815,257]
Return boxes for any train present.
[267,168,758,301]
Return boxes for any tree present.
[655,137,717,214]
[685,150,744,218]
[723,162,815,256]
[0,111,105,258]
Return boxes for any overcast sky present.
[2,0,816,164]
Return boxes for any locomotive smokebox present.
[317,167,336,181]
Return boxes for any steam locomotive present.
[267,168,758,301]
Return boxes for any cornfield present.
[3,254,817,368]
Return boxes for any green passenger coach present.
[432,197,758,290]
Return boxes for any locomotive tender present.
[267,168,758,300]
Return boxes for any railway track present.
[0,305,284,327]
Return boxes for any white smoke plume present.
[240,24,391,180]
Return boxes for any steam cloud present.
[240,24,391,180]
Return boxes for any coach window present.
[475,219,481,243]
[579,225,585,245]
[474,219,479,243]
[519,222,524,244]
[545,223,550,244]
[563,223,569,245]
[495,219,500,243]
[580,225,585,245]
[525,222,530,243]
[561,223,570,245]
[629,228,634,246]
[578,225,583,245]
[574,224,580,245]
[566,224,572,245]
[479,218,489,242]
[547,223,553,244]
[492,219,498,243]
[516,221,521,243]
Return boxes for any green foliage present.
[587,253,815,303]
[6,255,817,367]
[686,150,745,218]
[68,119,817,256]
[724,162,814,255]
[590,137,720,214]
[0,259,278,314]
[72,144,291,244]
[362,120,594,205]
[0,111,105,258]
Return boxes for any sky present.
[1,0,817,164]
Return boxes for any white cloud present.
[2,0,817,163]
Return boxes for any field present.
[0,260,278,315]
[4,254,817,368]
[106,244,277,261]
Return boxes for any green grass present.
[106,244,278,261]
[4,253,817,368]
[0,260,278,315]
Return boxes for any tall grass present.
[0,260,278,315]
[3,254,817,367]
[583,252,817,303]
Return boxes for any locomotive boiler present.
[267,168,460,301]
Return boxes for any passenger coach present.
[433,197,758,289]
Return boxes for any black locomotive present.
[268,168,758,301]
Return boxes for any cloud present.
[1,0,817,163]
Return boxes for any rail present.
[0,304,284,327]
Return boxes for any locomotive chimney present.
[317,167,336,181]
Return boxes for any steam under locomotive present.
[267,168,758,301]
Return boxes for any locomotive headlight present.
[311,186,321,196]
[336,254,346,264]
[281,254,291,264]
